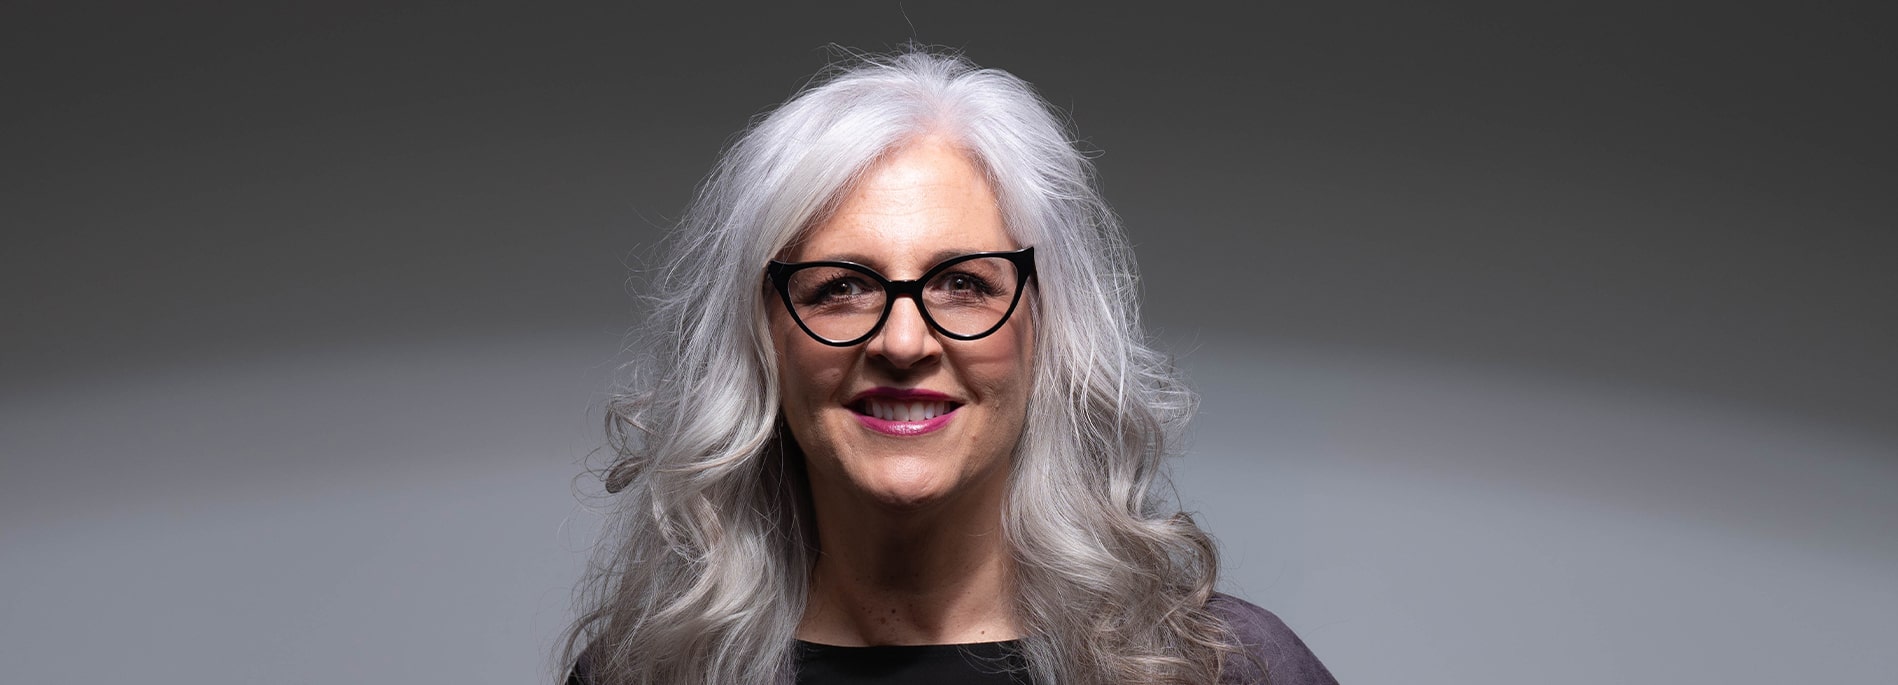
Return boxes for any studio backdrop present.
[3,3,1893,683]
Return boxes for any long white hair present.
[562,47,1240,684]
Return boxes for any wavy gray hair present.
[562,48,1241,684]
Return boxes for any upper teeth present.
[862,398,951,422]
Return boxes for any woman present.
[564,49,1336,684]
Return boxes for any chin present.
[853,454,961,511]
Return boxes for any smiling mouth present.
[851,397,961,422]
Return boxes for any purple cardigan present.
[1209,592,1339,685]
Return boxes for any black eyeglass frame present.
[765,247,1036,347]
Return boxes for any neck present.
[797,474,1020,646]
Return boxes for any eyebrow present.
[804,247,1004,272]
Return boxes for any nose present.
[865,295,942,369]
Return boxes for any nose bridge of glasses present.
[886,277,928,303]
[882,278,931,327]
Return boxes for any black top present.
[794,639,1030,684]
[569,593,1337,685]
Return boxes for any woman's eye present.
[937,273,992,295]
[811,278,868,301]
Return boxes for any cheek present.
[963,318,1035,411]
[771,316,851,416]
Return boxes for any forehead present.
[787,136,1016,274]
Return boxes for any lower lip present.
[854,407,958,436]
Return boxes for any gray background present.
[3,3,1893,683]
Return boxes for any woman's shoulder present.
[1207,592,1340,685]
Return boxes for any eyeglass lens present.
[782,256,1022,342]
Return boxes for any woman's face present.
[769,135,1034,514]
